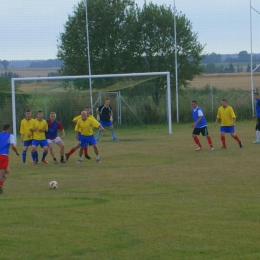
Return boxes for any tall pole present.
[250,0,254,115]
[85,0,93,114]
[174,0,179,123]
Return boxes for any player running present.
[0,124,20,194]
[75,110,104,163]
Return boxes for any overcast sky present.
[1,0,260,60]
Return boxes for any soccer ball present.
[49,181,58,189]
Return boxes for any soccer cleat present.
[210,147,214,151]
[54,161,58,164]
[77,159,82,164]
[32,161,38,165]
[253,140,260,144]
[23,162,27,165]
[113,138,119,141]
[221,147,227,149]
[96,159,101,163]
[65,153,69,161]
[195,147,202,151]
[0,186,2,194]
[239,142,243,148]
[85,155,91,160]
[42,160,49,164]
[60,160,66,163]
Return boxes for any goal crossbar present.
[11,71,172,142]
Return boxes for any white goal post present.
[11,72,172,142]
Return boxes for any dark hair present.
[37,109,43,113]
[254,92,259,96]
[222,99,227,102]
[85,106,90,109]
[191,100,197,104]
[3,124,11,131]
[26,109,31,112]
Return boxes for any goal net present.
[9,72,172,141]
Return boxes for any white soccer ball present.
[49,181,58,189]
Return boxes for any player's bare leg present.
[56,140,66,163]
[48,143,58,164]
[92,144,101,163]
[77,147,84,163]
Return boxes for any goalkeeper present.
[96,99,118,142]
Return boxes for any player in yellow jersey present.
[75,110,104,163]
[214,99,242,149]
[20,110,35,165]
[30,110,49,164]
[66,107,93,162]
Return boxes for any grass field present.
[189,72,260,90]
[1,123,260,260]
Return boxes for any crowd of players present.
[0,99,119,193]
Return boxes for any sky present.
[1,0,260,61]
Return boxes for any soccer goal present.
[10,72,172,142]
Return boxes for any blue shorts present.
[23,140,33,147]
[100,120,112,127]
[80,135,96,147]
[32,139,48,147]
[220,126,235,133]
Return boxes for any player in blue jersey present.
[0,124,20,194]
[46,112,66,164]
[96,99,118,142]
[191,100,214,151]
[253,93,260,144]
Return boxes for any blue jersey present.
[46,120,61,140]
[192,106,207,128]
[255,99,260,118]
[0,132,11,155]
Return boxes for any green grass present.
[1,123,260,260]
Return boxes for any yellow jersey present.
[217,106,236,126]
[73,114,96,131]
[75,117,100,136]
[32,119,48,140]
[20,118,35,141]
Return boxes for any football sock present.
[68,149,75,156]
[31,151,37,162]
[0,181,3,186]
[22,150,27,163]
[256,130,260,141]
[96,155,100,160]
[221,136,226,147]
[193,136,202,147]
[206,136,213,147]
[35,151,38,163]
[232,135,241,143]
[61,156,64,161]
[111,129,116,139]
[42,151,48,161]
[84,147,88,156]
[53,158,57,162]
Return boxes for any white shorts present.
[47,137,62,144]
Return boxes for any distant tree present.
[247,64,250,72]
[238,51,250,62]
[57,0,205,99]
[229,63,234,73]
[1,60,9,72]
[202,52,222,64]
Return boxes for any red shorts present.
[0,155,9,169]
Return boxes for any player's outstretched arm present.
[11,144,20,156]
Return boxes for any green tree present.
[57,0,205,103]
[1,60,9,72]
